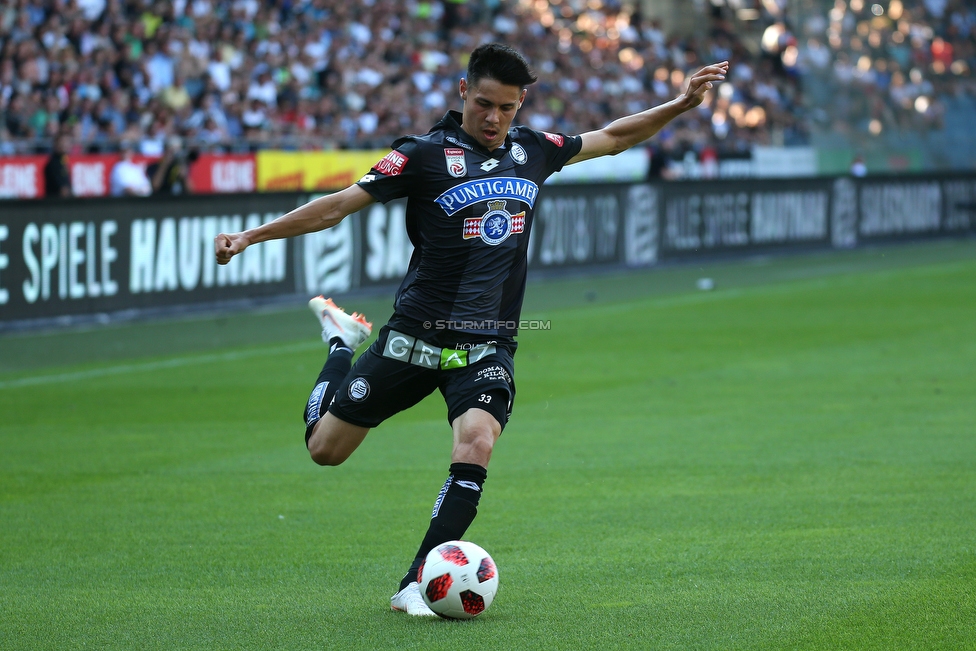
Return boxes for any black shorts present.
[327,325,516,430]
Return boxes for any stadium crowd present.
[0,0,973,163]
[787,0,975,138]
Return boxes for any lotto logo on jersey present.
[444,148,467,178]
[374,150,408,176]
[542,132,564,147]
[463,200,525,246]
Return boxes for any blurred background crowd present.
[1,0,973,164]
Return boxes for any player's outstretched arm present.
[215,184,375,265]
[567,61,729,165]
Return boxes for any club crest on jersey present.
[444,148,467,178]
[348,377,370,402]
[511,143,527,165]
[463,200,525,246]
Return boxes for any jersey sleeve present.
[532,130,583,174]
[355,138,422,204]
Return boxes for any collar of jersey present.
[436,110,511,155]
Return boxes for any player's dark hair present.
[466,43,538,89]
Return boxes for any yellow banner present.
[256,150,390,192]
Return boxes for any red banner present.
[69,154,157,197]
[3,151,257,198]
[189,153,256,194]
[68,154,113,197]
[0,156,47,199]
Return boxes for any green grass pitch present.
[2,240,974,650]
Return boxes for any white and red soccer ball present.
[418,540,499,619]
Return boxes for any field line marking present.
[0,341,321,389]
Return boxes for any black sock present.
[303,338,353,442]
[399,462,488,590]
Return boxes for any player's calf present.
[303,296,372,454]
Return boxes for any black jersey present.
[356,110,582,343]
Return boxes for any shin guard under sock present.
[399,462,488,590]
[303,339,353,442]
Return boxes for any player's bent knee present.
[453,416,500,465]
[308,443,348,466]
[306,416,369,466]
[307,433,357,466]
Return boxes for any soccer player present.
[215,44,728,616]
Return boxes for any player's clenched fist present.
[214,232,249,265]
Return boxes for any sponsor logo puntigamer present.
[435,177,539,216]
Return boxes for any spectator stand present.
[0,0,972,179]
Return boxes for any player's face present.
[459,77,525,151]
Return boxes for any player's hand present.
[680,61,729,110]
[215,232,249,265]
